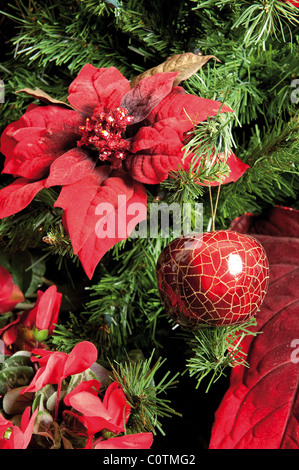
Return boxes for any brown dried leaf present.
[130,52,220,88]
[16,87,73,108]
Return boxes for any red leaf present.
[125,86,238,185]
[145,86,233,135]
[1,105,83,180]
[67,64,130,116]
[54,168,147,279]
[121,72,178,124]
[0,178,46,219]
[54,166,112,254]
[77,174,147,279]
[126,125,184,184]
[209,206,299,449]
[45,147,96,187]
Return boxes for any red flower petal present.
[64,379,101,407]
[22,352,67,392]
[64,341,98,377]
[64,382,128,436]
[45,147,96,187]
[0,266,24,314]
[103,382,131,428]
[2,323,18,345]
[93,432,153,449]
[19,407,38,449]
[76,174,147,279]
[209,207,299,449]
[1,407,38,449]
[65,392,125,435]
[24,285,62,334]
[145,86,233,133]
[121,72,178,124]
[21,341,97,394]
[1,105,84,180]
[285,0,299,7]
[53,166,114,254]
[67,64,130,116]
[125,87,234,185]
[0,178,47,219]
[126,125,185,184]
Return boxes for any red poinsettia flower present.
[0,285,62,352]
[93,432,153,449]
[0,265,24,314]
[0,64,249,278]
[64,379,131,448]
[0,406,38,449]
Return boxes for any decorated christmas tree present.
[0,0,298,451]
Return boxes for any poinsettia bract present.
[0,64,249,278]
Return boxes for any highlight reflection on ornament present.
[227,253,243,277]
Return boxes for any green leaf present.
[0,365,35,395]
[3,386,35,415]
[2,351,32,369]
[0,312,14,329]
[11,251,46,296]
[0,250,46,296]
[0,352,34,395]
[32,384,56,413]
[66,368,100,396]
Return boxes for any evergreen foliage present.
[0,0,298,439]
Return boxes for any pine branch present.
[160,166,205,205]
[231,0,299,47]
[0,188,61,253]
[192,0,299,48]
[1,1,136,75]
[183,317,259,392]
[84,236,169,360]
[42,222,78,268]
[214,112,299,226]
[182,111,236,174]
[0,58,71,133]
[110,350,181,435]
[49,312,108,355]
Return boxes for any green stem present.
[54,379,62,421]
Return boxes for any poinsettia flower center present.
[77,106,133,165]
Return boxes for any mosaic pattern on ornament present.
[157,230,269,327]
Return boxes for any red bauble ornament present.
[156,230,269,327]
